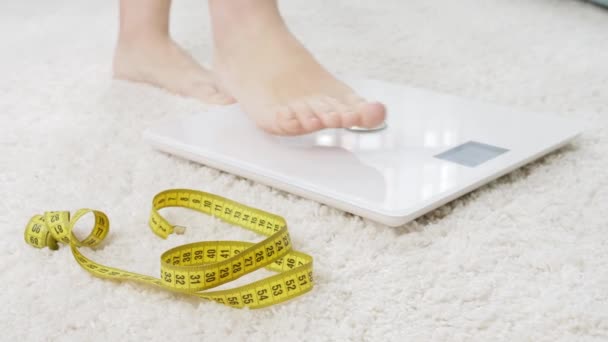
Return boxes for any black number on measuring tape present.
[232,262,242,273]
[266,245,274,257]
[194,250,203,260]
[257,289,269,301]
[242,294,254,304]
[31,224,41,233]
[220,249,230,259]
[298,274,308,286]
[29,236,39,245]
[205,272,216,283]
[207,249,216,259]
[54,225,63,234]
[190,274,201,284]
[219,267,230,279]
[245,256,253,267]
[255,251,264,262]
[182,252,191,263]
[175,274,185,285]
[163,271,172,283]
[275,240,283,252]
[95,227,104,237]
[272,284,283,296]
[286,279,296,291]
[227,296,239,305]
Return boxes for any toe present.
[183,80,234,105]
[186,82,220,101]
[191,81,218,95]
[209,76,237,105]
[340,109,361,128]
[310,98,342,128]
[358,101,387,128]
[276,107,304,135]
[292,102,324,133]
[210,92,237,105]
[325,97,360,128]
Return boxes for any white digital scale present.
[144,79,584,227]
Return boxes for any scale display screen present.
[435,141,509,167]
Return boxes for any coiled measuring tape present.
[24,189,314,309]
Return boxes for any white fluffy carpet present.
[2,0,608,341]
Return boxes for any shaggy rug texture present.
[1,0,607,341]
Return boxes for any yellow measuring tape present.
[24,189,314,309]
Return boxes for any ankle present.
[118,0,171,48]
[209,0,281,23]
[209,0,285,49]
[113,34,172,77]
[116,31,171,52]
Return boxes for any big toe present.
[358,101,387,128]
[274,106,306,135]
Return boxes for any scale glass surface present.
[144,79,584,227]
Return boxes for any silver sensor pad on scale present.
[346,122,388,133]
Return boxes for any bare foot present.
[210,2,386,135]
[113,37,235,105]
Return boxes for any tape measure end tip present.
[173,225,187,235]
